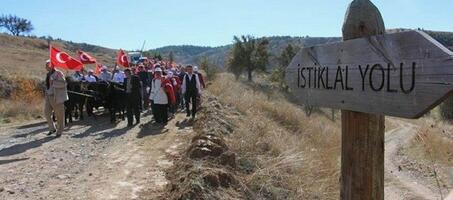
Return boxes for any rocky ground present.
[384,119,453,200]
[0,110,195,200]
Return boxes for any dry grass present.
[209,73,341,199]
[399,114,453,196]
[410,128,453,166]
[407,118,453,166]
[0,99,43,123]
[0,74,44,124]
[0,33,115,79]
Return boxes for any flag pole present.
[49,43,51,68]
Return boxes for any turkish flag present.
[77,50,97,64]
[50,46,83,71]
[116,49,129,67]
[95,63,102,75]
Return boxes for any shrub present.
[10,77,44,103]
[0,75,44,122]
[199,56,218,81]
[0,75,15,98]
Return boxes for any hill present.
[1,28,451,78]
[150,36,342,68]
[0,33,116,79]
[151,29,453,69]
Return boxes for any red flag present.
[77,50,97,64]
[50,46,83,71]
[116,49,129,67]
[95,63,102,75]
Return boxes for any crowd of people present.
[43,57,206,137]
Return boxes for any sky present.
[1,0,452,50]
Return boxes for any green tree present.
[270,44,299,88]
[278,44,297,67]
[227,35,269,81]
[0,14,33,36]
[154,52,163,61]
[198,56,218,81]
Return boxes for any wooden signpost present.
[285,0,453,199]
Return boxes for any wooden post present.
[341,0,385,200]
[285,0,453,198]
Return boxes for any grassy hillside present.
[170,73,452,199]
[0,33,116,79]
[0,34,116,123]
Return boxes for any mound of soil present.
[164,93,253,200]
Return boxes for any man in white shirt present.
[98,66,112,81]
[85,70,97,83]
[72,70,84,81]
[112,67,125,83]
[181,65,201,118]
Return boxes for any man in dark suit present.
[137,64,151,110]
[124,69,142,126]
[181,65,202,119]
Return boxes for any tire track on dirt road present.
[0,112,194,200]
[385,119,440,200]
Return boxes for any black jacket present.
[123,75,142,101]
[137,71,151,87]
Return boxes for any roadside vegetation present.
[0,74,44,123]
[401,114,453,196]
[209,73,341,199]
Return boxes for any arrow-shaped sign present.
[285,30,453,119]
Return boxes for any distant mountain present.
[151,29,453,69]
[151,45,215,65]
[150,36,342,69]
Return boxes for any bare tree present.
[0,14,34,36]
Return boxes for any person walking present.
[193,66,206,89]
[181,65,201,119]
[193,66,205,109]
[137,64,151,110]
[150,68,169,124]
[166,71,180,114]
[44,60,68,138]
[124,69,142,126]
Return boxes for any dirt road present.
[384,119,441,200]
[0,112,194,200]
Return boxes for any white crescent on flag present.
[56,52,68,63]
[121,55,127,63]
[80,53,89,62]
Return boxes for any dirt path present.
[384,119,440,200]
[0,112,194,200]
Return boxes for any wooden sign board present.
[285,30,453,119]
